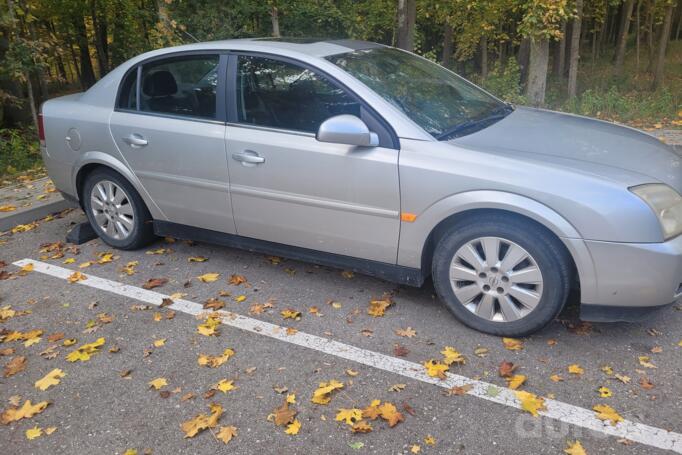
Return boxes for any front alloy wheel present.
[450,237,543,323]
[432,215,570,336]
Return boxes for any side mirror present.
[316,115,379,147]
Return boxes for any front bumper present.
[579,234,682,321]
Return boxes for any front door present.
[109,53,235,234]
[225,54,400,263]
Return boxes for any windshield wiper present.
[436,104,514,141]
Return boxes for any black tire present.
[431,214,571,337]
[82,168,156,250]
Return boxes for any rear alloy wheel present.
[82,168,155,250]
[90,180,135,240]
[432,215,570,336]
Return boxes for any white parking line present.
[13,258,682,453]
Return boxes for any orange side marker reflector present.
[401,212,417,222]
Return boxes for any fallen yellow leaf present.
[148,377,168,390]
[502,338,523,351]
[25,426,42,440]
[216,425,237,444]
[515,391,546,417]
[311,379,344,405]
[568,364,584,375]
[335,408,363,425]
[67,271,87,283]
[593,404,623,426]
[153,339,166,347]
[35,368,65,391]
[197,348,235,368]
[285,419,301,435]
[214,379,236,393]
[65,338,105,362]
[564,440,586,455]
[197,273,220,283]
[181,403,223,438]
[423,359,449,379]
[506,374,527,390]
[0,400,50,424]
[441,346,466,365]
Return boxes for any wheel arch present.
[72,152,165,220]
[398,191,596,301]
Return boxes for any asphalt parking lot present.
[1,208,681,454]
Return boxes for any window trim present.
[115,50,228,123]
[226,51,399,150]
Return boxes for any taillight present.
[37,113,45,145]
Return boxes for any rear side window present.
[138,55,219,119]
[118,69,137,110]
[236,55,360,133]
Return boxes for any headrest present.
[143,70,177,97]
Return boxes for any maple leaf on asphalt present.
[4,356,26,377]
[423,359,449,379]
[367,295,393,317]
[568,364,584,375]
[188,256,208,263]
[311,380,344,405]
[65,338,105,362]
[273,400,297,426]
[499,361,516,378]
[35,369,65,391]
[213,379,236,394]
[197,348,234,368]
[335,408,363,425]
[515,391,546,417]
[395,327,416,338]
[148,377,168,390]
[564,440,587,455]
[228,274,247,285]
[593,404,623,426]
[197,314,221,336]
[284,419,301,435]
[142,278,167,289]
[197,273,220,283]
[181,403,223,438]
[378,402,404,427]
[216,425,237,444]
[281,309,301,320]
[506,374,526,390]
[351,421,372,433]
[25,426,42,440]
[502,337,524,351]
[1,400,50,424]
[67,271,87,283]
[441,346,466,365]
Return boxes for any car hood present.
[451,107,682,193]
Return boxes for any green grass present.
[0,127,43,183]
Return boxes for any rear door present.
[109,53,235,234]
[225,54,400,263]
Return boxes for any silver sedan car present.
[39,38,682,336]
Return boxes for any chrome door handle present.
[232,150,265,166]
[123,134,148,148]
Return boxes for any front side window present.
[327,48,508,140]
[236,55,360,133]
[139,55,219,119]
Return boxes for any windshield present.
[327,47,507,139]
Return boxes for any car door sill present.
[153,220,424,287]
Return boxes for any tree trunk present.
[635,0,642,73]
[396,0,416,51]
[553,22,567,77]
[675,2,681,40]
[652,3,674,90]
[614,0,635,73]
[270,5,281,38]
[25,75,38,132]
[567,0,584,97]
[73,15,96,89]
[480,35,488,79]
[92,0,109,75]
[442,23,453,68]
[518,37,531,85]
[647,2,655,70]
[525,38,549,106]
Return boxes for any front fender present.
[397,190,597,302]
[72,151,167,220]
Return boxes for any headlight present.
[630,184,682,240]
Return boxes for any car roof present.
[153,38,385,58]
